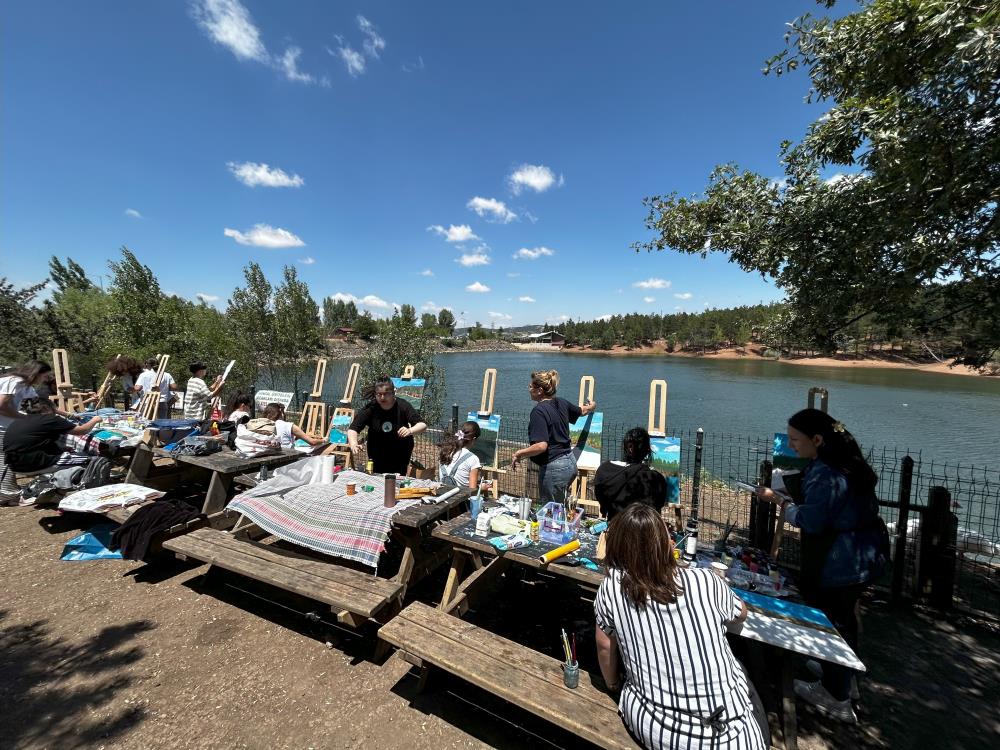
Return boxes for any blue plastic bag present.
[60,524,123,561]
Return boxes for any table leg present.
[125,443,154,485]
[439,552,468,610]
[444,556,512,617]
[202,472,233,515]
[781,654,798,750]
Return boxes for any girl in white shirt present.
[437,421,482,489]
[226,392,253,425]
[267,403,324,449]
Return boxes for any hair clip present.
[832,421,846,433]
[454,430,465,439]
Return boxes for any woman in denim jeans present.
[510,370,596,502]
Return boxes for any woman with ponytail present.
[510,369,596,502]
[437,420,481,489]
[758,408,885,724]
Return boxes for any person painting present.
[184,362,224,420]
[106,356,143,408]
[595,503,766,750]
[4,398,99,475]
[348,376,427,475]
[756,409,885,724]
[0,361,53,504]
[510,369,596,502]
[134,357,182,419]
[437,420,481,489]
[269,403,325,450]
[593,427,668,521]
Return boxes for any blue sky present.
[1,1,846,328]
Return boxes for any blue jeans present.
[537,452,577,503]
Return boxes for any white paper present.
[220,359,236,383]
[58,483,165,513]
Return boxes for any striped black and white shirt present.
[595,567,765,750]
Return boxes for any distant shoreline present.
[510,342,991,378]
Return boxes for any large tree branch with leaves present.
[635,0,1000,367]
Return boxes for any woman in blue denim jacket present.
[759,408,883,724]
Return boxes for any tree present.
[437,308,456,334]
[420,312,438,330]
[353,311,378,340]
[107,246,163,353]
[398,303,417,327]
[0,277,46,362]
[274,266,323,361]
[635,0,1000,367]
[227,262,278,386]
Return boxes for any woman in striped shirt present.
[594,504,766,750]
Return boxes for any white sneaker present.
[794,679,858,724]
[17,495,37,507]
[804,660,860,701]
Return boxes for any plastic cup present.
[710,561,728,580]
[346,483,356,496]
[563,661,579,689]
[469,495,483,522]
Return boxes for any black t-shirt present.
[527,397,582,466]
[593,460,668,521]
[349,399,424,474]
[3,414,76,471]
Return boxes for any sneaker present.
[17,495,37,507]
[804,660,860,701]
[794,679,858,724]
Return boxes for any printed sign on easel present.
[391,364,425,412]
[570,375,603,471]
[648,379,681,505]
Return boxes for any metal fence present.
[407,410,1000,621]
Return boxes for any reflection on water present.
[262,352,1000,468]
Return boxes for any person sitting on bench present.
[593,427,667,521]
[3,398,100,475]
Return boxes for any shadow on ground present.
[0,609,155,749]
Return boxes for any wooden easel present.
[570,375,601,516]
[298,358,329,438]
[137,355,169,421]
[92,354,121,408]
[401,364,415,380]
[476,368,503,498]
[51,348,87,413]
[770,386,831,558]
[648,379,683,527]
[323,362,360,469]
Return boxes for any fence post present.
[249,386,256,418]
[918,485,958,610]
[749,460,773,549]
[890,455,914,605]
[451,403,459,432]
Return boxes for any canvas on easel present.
[391,364,425,412]
[467,368,502,496]
[323,362,360,468]
[648,379,681,506]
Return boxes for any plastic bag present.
[60,524,123,561]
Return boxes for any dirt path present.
[1,506,998,750]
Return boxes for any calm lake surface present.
[266,351,1000,469]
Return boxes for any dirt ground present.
[2,505,999,750]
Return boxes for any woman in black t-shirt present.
[347,376,427,475]
[593,427,667,520]
[510,369,596,502]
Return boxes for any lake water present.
[266,351,1000,469]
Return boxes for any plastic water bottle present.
[684,516,698,561]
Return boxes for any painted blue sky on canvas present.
[1,1,852,328]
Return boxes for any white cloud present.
[196,292,220,303]
[518,296,536,303]
[428,224,480,243]
[421,301,442,313]
[419,269,434,277]
[223,223,305,248]
[227,161,304,188]
[401,56,425,73]
[191,0,267,63]
[633,277,671,289]
[513,246,555,261]
[124,208,142,219]
[643,296,656,303]
[506,272,520,278]
[298,256,316,265]
[457,251,490,267]
[330,292,391,309]
[596,314,613,322]
[466,281,490,293]
[508,163,564,195]
[552,314,571,323]
[332,44,365,76]
[488,311,513,321]
[467,196,516,223]
[673,292,693,300]
[278,46,314,84]
[357,15,385,58]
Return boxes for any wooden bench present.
[163,527,405,627]
[378,602,637,750]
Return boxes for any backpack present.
[80,457,112,489]
[170,435,223,457]
[440,450,473,487]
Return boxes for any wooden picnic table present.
[409,511,866,750]
[163,479,472,628]
[125,444,306,518]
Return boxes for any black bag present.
[80,456,112,488]
[170,435,223,457]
